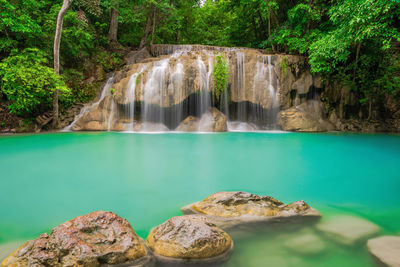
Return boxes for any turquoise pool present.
[0,132,399,266]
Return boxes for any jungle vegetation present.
[0,0,399,125]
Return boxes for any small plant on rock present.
[213,53,229,101]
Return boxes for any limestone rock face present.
[279,100,334,132]
[316,215,381,246]
[367,236,400,267]
[68,45,327,132]
[72,96,113,131]
[181,192,320,228]
[175,116,199,132]
[146,215,233,261]
[1,211,151,267]
[198,108,227,132]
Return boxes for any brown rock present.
[181,192,320,228]
[1,211,152,267]
[175,116,199,132]
[198,108,227,132]
[146,215,233,263]
[279,100,334,132]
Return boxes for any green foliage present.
[213,53,229,101]
[0,0,399,120]
[0,0,42,53]
[110,87,116,97]
[0,48,69,115]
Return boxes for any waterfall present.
[236,52,246,121]
[171,59,184,126]
[67,46,285,132]
[267,55,280,128]
[142,59,170,127]
[125,73,139,131]
[107,100,115,131]
[197,55,212,116]
[63,75,114,131]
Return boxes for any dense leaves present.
[213,53,229,100]
[0,49,69,115]
[0,0,399,120]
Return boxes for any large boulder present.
[367,236,400,267]
[316,215,381,246]
[1,211,153,267]
[146,215,233,265]
[181,191,320,229]
[279,100,334,132]
[198,108,227,132]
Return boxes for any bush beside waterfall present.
[213,54,229,101]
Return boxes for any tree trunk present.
[353,42,361,82]
[139,4,155,49]
[108,7,119,45]
[368,97,372,120]
[268,7,275,52]
[53,0,71,128]
[150,7,157,46]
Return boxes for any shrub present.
[213,53,229,100]
[0,48,70,116]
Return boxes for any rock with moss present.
[146,215,233,265]
[1,211,153,267]
[181,191,320,229]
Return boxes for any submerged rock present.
[279,100,334,132]
[283,229,326,256]
[1,211,153,267]
[198,108,227,132]
[316,215,381,246]
[181,191,320,228]
[146,215,233,265]
[367,236,400,267]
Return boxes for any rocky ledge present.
[181,191,321,228]
[1,211,153,267]
[146,215,233,265]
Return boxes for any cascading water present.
[142,59,170,131]
[236,52,246,121]
[197,55,212,116]
[67,45,284,132]
[64,75,114,132]
[171,59,184,126]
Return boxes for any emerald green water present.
[0,132,399,266]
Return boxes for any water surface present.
[0,132,399,266]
